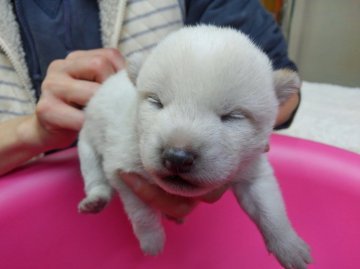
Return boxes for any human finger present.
[36,92,85,131]
[42,75,99,107]
[66,48,125,72]
[48,55,117,83]
[200,184,229,204]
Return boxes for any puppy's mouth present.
[162,175,198,188]
[155,174,207,197]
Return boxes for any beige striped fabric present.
[0,52,35,121]
[118,0,183,58]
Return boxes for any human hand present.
[121,173,228,221]
[275,92,300,127]
[33,48,125,151]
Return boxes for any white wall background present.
[288,0,360,87]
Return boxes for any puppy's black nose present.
[162,147,195,173]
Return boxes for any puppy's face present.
[132,26,297,197]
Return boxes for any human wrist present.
[16,115,50,154]
[0,115,49,176]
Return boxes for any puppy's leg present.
[232,156,312,269]
[78,137,113,213]
[110,176,165,256]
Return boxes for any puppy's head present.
[129,25,299,197]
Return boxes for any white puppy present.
[78,25,311,269]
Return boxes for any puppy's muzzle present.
[161,147,196,173]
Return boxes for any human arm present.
[0,48,124,176]
[0,115,50,176]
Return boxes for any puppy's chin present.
[153,174,214,197]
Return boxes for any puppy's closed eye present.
[146,94,163,109]
[220,111,246,122]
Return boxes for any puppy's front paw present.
[78,185,113,214]
[138,228,166,256]
[267,232,312,269]
[78,195,109,213]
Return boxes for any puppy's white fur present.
[78,25,311,268]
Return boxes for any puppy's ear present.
[126,53,145,85]
[273,69,301,104]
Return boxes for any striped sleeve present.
[119,0,183,58]
[0,51,35,122]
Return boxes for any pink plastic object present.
[0,134,359,269]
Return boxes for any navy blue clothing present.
[13,0,102,100]
[184,0,297,71]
